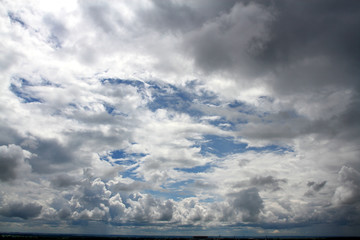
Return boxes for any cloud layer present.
[0,0,360,236]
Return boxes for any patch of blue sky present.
[100,78,145,89]
[38,78,61,87]
[9,83,42,103]
[147,81,218,117]
[185,80,220,105]
[228,100,255,114]
[228,100,246,108]
[121,166,142,181]
[100,78,221,117]
[67,103,78,109]
[198,135,248,157]
[148,83,194,112]
[164,179,194,190]
[144,189,195,201]
[110,149,127,159]
[110,149,147,159]
[99,154,110,163]
[103,103,128,117]
[145,179,196,200]
[104,104,115,115]
[206,117,238,131]
[199,198,216,203]
[174,163,212,173]
[100,149,147,170]
[247,144,294,153]
[114,159,137,165]
[9,77,62,103]
[197,135,293,157]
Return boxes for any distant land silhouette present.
[0,233,359,240]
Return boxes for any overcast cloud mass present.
[0,0,360,236]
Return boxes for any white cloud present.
[0,0,360,236]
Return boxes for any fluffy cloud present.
[231,188,264,222]
[332,166,360,206]
[0,0,359,236]
[0,144,31,181]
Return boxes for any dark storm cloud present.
[330,93,360,143]
[178,0,360,93]
[258,0,360,93]
[183,1,271,76]
[0,202,42,219]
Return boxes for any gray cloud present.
[249,175,287,191]
[174,0,360,94]
[258,0,360,93]
[139,1,201,34]
[332,166,360,205]
[108,180,151,193]
[51,174,80,188]
[1,0,360,235]
[0,144,30,181]
[177,0,360,146]
[28,138,75,174]
[307,181,327,192]
[231,187,263,222]
[183,1,271,77]
[58,208,71,220]
[79,1,115,34]
[305,181,327,197]
[0,125,22,146]
[233,175,287,192]
[158,200,174,221]
[0,202,42,219]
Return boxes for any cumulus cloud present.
[0,144,31,181]
[0,0,360,236]
[230,188,264,222]
[332,166,360,206]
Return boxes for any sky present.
[0,0,360,237]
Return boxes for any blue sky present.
[0,0,360,237]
